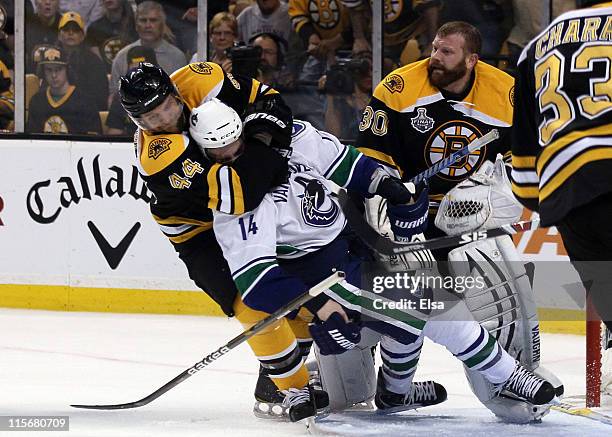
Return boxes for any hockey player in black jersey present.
[119,62,301,419]
[511,1,612,331]
[353,21,562,422]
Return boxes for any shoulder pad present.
[373,60,440,112]
[170,62,225,111]
[138,132,190,176]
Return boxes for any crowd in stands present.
[0,0,581,137]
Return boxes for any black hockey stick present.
[71,271,345,410]
[339,189,540,256]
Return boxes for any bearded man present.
[351,22,563,424]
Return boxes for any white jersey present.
[213,120,381,309]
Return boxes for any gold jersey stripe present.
[537,124,612,173]
[249,80,260,104]
[540,147,612,202]
[46,85,76,108]
[168,225,212,244]
[230,166,245,215]
[512,182,540,198]
[152,215,212,227]
[207,163,222,211]
[512,155,537,169]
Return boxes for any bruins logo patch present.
[424,121,486,181]
[383,74,404,93]
[44,115,68,134]
[148,138,171,159]
[189,62,213,75]
[308,0,341,30]
[509,85,515,107]
[383,0,402,23]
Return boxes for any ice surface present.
[0,308,610,436]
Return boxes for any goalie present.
[353,19,563,422]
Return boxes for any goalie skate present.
[498,362,555,405]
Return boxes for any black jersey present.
[87,15,138,72]
[26,85,102,134]
[511,3,612,226]
[355,58,514,212]
[136,62,290,248]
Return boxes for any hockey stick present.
[338,190,540,256]
[71,271,345,410]
[410,128,499,184]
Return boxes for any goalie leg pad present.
[448,235,561,422]
[316,327,380,411]
[448,235,540,370]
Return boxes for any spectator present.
[26,0,62,73]
[57,11,109,110]
[237,0,291,44]
[231,0,254,18]
[109,1,187,98]
[59,0,104,27]
[0,59,14,131]
[288,0,351,81]
[191,11,237,72]
[106,45,158,135]
[27,46,102,134]
[342,0,441,65]
[250,32,293,88]
[87,0,138,72]
[136,0,199,57]
[322,51,372,140]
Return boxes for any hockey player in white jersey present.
[189,99,557,421]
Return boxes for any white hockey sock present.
[423,320,515,384]
[380,334,424,394]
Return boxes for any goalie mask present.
[435,154,523,236]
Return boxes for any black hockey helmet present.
[119,62,180,118]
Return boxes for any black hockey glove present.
[242,97,293,159]
[309,313,361,355]
[375,174,428,206]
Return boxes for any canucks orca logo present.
[299,179,340,227]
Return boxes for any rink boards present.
[0,139,583,329]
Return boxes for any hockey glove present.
[309,312,361,356]
[387,184,429,242]
[374,174,414,205]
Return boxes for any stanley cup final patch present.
[411,107,435,133]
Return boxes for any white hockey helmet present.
[189,98,243,150]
